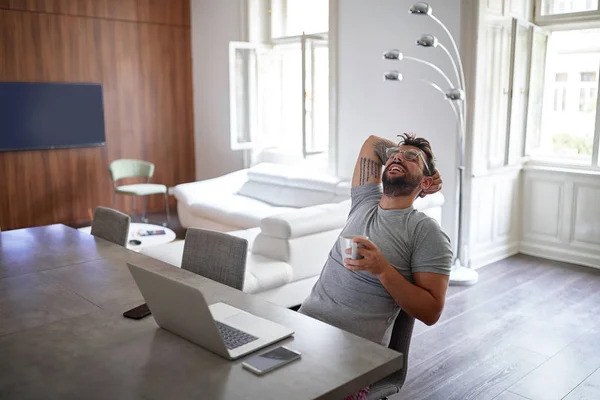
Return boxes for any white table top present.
[79,222,176,250]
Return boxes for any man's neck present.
[379,193,418,210]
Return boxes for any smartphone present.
[242,346,301,376]
[123,303,151,320]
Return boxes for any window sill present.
[523,161,600,176]
[470,157,530,178]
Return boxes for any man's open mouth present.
[387,162,405,173]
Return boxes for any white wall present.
[191,0,245,181]
[521,166,600,269]
[336,0,462,239]
[469,170,521,268]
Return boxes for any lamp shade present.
[383,50,403,60]
[445,88,465,101]
[383,70,403,81]
[409,2,432,15]
[416,34,438,47]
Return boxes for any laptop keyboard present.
[215,320,259,350]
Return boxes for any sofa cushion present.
[173,169,248,206]
[243,254,293,293]
[188,194,295,230]
[252,229,342,281]
[260,200,351,239]
[237,180,339,208]
[246,163,342,192]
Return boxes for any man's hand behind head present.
[419,168,442,198]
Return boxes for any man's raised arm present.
[351,135,396,188]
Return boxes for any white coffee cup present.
[339,235,369,260]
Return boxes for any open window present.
[229,34,329,157]
[525,28,600,165]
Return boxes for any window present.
[553,73,568,111]
[540,0,599,16]
[229,0,330,162]
[271,0,328,38]
[527,28,600,165]
[580,72,598,111]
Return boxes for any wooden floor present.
[399,254,600,400]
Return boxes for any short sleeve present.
[411,218,453,275]
[349,183,383,216]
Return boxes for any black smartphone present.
[242,346,301,375]
[123,303,151,320]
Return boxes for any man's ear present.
[420,176,433,189]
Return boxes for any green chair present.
[108,159,169,226]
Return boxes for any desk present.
[0,224,403,399]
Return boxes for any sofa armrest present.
[413,191,445,211]
[259,200,351,240]
[172,169,248,206]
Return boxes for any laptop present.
[127,263,295,360]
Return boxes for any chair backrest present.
[108,159,155,182]
[181,228,248,290]
[386,309,416,388]
[90,207,130,247]
[366,309,416,400]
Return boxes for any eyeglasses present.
[385,147,431,174]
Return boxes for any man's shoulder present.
[409,211,443,233]
[350,183,382,214]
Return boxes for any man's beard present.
[382,164,422,197]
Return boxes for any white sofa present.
[172,163,351,231]
[142,164,445,307]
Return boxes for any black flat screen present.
[0,82,106,152]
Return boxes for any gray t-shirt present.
[298,183,453,345]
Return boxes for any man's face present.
[382,145,428,197]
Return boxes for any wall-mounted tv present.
[0,82,106,152]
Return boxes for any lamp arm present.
[430,15,466,91]
[407,56,455,90]
[430,15,467,137]
[439,43,463,91]
[418,79,463,135]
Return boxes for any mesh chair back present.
[90,207,130,247]
[365,309,415,400]
[181,228,248,290]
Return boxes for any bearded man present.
[298,133,453,347]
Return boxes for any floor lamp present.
[382,2,478,285]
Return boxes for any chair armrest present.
[259,200,351,240]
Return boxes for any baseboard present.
[469,241,520,269]
[520,242,600,271]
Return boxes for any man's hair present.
[397,133,436,176]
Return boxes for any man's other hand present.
[419,168,442,198]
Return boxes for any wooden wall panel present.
[2,0,190,26]
[0,2,194,230]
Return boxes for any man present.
[298,133,453,348]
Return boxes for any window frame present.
[239,0,335,168]
[229,41,265,151]
[534,0,600,26]
[524,11,600,168]
[505,18,535,166]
